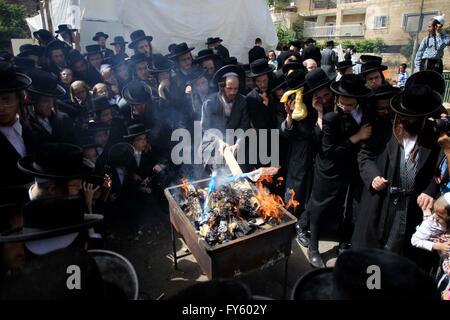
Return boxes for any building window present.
[374,16,388,29]
[403,11,439,32]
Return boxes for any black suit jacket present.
[217,45,230,60]
[248,46,266,63]
[29,112,77,146]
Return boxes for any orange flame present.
[181,178,190,198]
[255,176,285,222]
[285,189,300,211]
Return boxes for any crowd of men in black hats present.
[0,21,450,300]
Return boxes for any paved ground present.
[102,191,339,300]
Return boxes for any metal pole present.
[411,0,425,73]
[38,1,46,30]
[44,0,53,33]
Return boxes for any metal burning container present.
[165,178,297,280]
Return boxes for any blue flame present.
[200,171,217,224]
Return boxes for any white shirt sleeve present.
[411,217,436,251]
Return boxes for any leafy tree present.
[0,0,28,51]
[276,24,296,46]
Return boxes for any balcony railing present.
[338,0,366,3]
[303,23,365,37]
[312,0,337,10]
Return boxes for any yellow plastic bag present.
[280,87,308,121]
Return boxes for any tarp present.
[25,0,278,63]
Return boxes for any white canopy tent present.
[26,0,278,63]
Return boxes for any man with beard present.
[128,30,153,58]
[45,40,68,77]
[67,50,103,88]
[92,32,115,59]
[206,37,230,61]
[194,49,222,81]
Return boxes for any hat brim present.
[0,72,32,93]
[212,65,246,91]
[303,79,333,97]
[88,249,139,300]
[128,36,153,49]
[111,41,128,46]
[336,63,356,71]
[169,47,195,59]
[17,156,94,180]
[390,90,443,117]
[122,85,152,105]
[93,34,109,41]
[360,65,388,75]
[0,214,103,243]
[194,54,221,64]
[405,70,446,96]
[330,81,373,98]
[84,50,105,57]
[249,65,275,78]
[291,268,334,300]
[123,129,151,140]
[27,84,66,98]
[56,29,77,34]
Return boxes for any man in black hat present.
[92,96,125,144]
[55,24,78,49]
[85,45,105,72]
[248,38,266,64]
[128,29,153,58]
[110,54,131,92]
[201,65,250,169]
[354,84,442,270]
[110,36,129,58]
[194,49,222,81]
[129,53,151,86]
[206,37,230,61]
[45,40,68,77]
[302,38,321,68]
[93,32,114,59]
[169,42,196,89]
[33,29,55,47]
[289,40,303,55]
[67,50,103,88]
[0,62,34,188]
[335,60,355,81]
[26,69,77,146]
[320,40,338,79]
[16,45,45,68]
[184,66,210,122]
[360,58,388,90]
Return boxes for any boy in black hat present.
[360,58,388,90]
[335,60,355,81]
[93,32,114,58]
[85,45,105,72]
[92,96,125,144]
[0,62,34,188]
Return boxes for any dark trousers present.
[420,58,443,74]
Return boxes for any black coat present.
[248,46,266,63]
[103,48,115,59]
[0,123,35,188]
[246,89,277,130]
[353,123,441,254]
[216,45,230,60]
[28,111,77,146]
[302,45,322,67]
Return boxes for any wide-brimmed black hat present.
[33,29,54,42]
[331,74,372,98]
[270,72,287,92]
[110,36,128,46]
[248,58,275,78]
[92,32,109,41]
[223,57,238,66]
[282,61,303,75]
[18,143,94,180]
[169,42,195,59]
[0,61,32,93]
[289,40,303,50]
[129,53,150,68]
[360,60,388,75]
[45,40,67,57]
[0,195,103,243]
[372,83,401,100]
[212,64,245,90]
[0,186,29,232]
[109,54,128,69]
[55,24,77,34]
[122,80,152,105]
[285,70,306,90]
[92,96,113,114]
[194,49,221,64]
[205,37,222,45]
[405,70,446,95]
[391,84,442,117]
[27,69,66,97]
[359,54,382,64]
[108,143,135,167]
[128,30,153,49]
[67,50,85,66]
[291,249,440,300]
[336,60,355,71]
[304,38,316,44]
[84,44,104,57]
[148,54,174,74]
[123,123,151,140]
[302,68,333,97]
[326,40,335,47]
[17,45,45,58]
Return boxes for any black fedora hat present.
[405,70,446,95]
[17,45,45,58]
[270,72,287,92]
[123,123,151,140]
[129,52,150,68]
[110,36,128,46]
[45,40,67,57]
[109,54,128,69]
[285,70,306,90]
[326,40,334,47]
[289,40,303,50]
[282,61,303,75]
[128,30,153,49]
[212,64,245,90]
[169,42,195,59]
[223,57,238,66]
[84,44,104,57]
[55,24,77,34]
[108,143,135,167]
[122,80,152,105]
[148,54,174,74]
[194,49,221,64]
[304,38,316,44]
[336,60,355,71]
[27,69,66,97]
[0,61,32,92]
[205,37,222,45]
[360,60,388,75]
[248,58,275,78]
[302,68,333,97]
[33,29,54,42]
[92,32,109,41]
[372,83,401,100]
[331,74,372,98]
[391,84,442,117]
[18,143,94,180]
[92,96,113,114]
[0,195,103,243]
[291,249,440,300]
[359,54,382,64]
[67,50,85,66]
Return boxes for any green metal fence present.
[444,72,450,103]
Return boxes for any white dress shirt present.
[0,119,26,157]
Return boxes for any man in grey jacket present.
[320,40,338,79]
